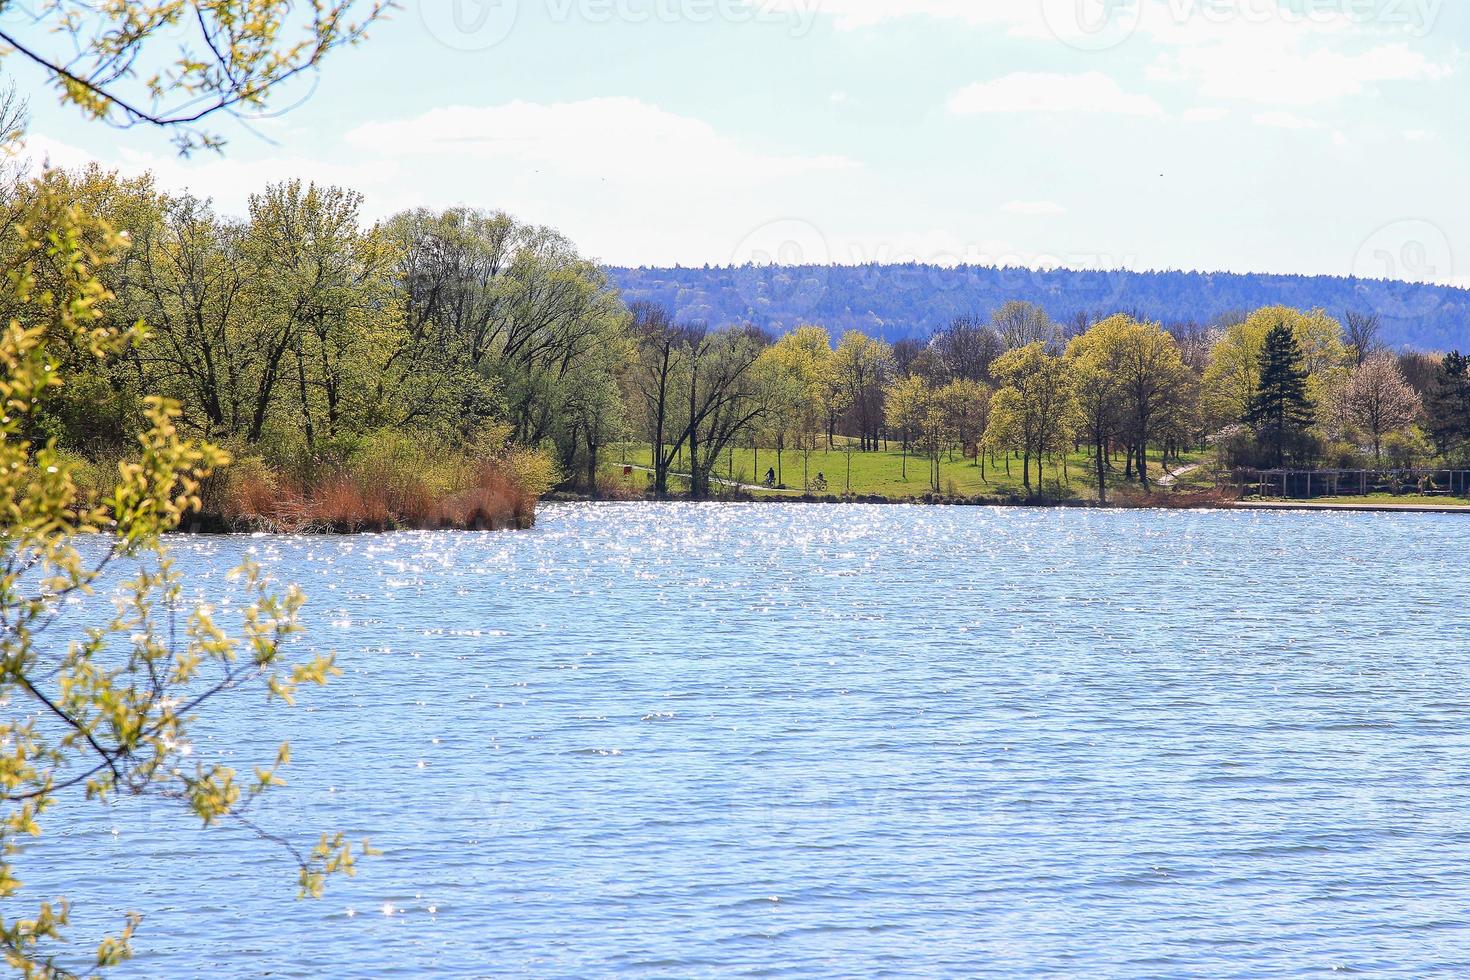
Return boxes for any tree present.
[985,343,1074,496]
[918,388,957,493]
[1066,327,1126,504]
[0,1,388,154]
[991,300,1060,352]
[241,181,398,448]
[1345,311,1382,367]
[556,337,632,492]
[883,374,931,481]
[127,191,254,439]
[1247,321,1315,467]
[384,208,624,449]
[1338,352,1421,465]
[1203,305,1348,431]
[1113,319,1192,492]
[932,315,1003,382]
[939,379,989,466]
[1425,351,1470,459]
[832,331,892,451]
[760,325,834,487]
[626,303,685,497]
[679,326,767,499]
[1,185,369,976]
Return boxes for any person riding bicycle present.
[811,472,828,492]
[764,467,776,488]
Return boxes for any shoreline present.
[1231,500,1470,515]
[164,496,1470,534]
[548,494,1470,515]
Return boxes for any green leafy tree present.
[762,325,834,488]
[1,189,371,977]
[1247,321,1315,467]
[1066,325,1126,504]
[1202,305,1348,431]
[883,374,930,481]
[985,342,1074,496]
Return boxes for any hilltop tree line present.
[609,263,1470,354]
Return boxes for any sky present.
[9,0,1469,286]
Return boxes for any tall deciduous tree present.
[932,315,1004,382]
[626,303,686,497]
[833,331,893,451]
[680,325,769,499]
[1113,318,1192,492]
[985,342,1074,496]
[883,374,931,481]
[765,325,836,488]
[1339,352,1421,465]
[1345,311,1382,367]
[1066,326,1127,504]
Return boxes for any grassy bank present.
[603,442,1210,504]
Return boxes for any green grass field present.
[604,442,1209,501]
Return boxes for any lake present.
[24,503,1470,976]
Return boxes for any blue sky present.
[13,0,1469,285]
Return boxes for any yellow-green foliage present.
[24,1,389,154]
[1204,306,1350,428]
[497,444,561,500]
[0,185,368,976]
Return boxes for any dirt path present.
[1154,461,1205,488]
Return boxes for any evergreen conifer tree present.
[1427,351,1470,458]
[1247,321,1315,466]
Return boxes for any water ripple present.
[20,504,1470,976]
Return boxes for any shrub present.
[203,430,544,532]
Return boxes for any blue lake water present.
[22,503,1470,976]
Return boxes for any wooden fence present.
[1230,468,1470,499]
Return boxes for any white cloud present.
[796,0,1444,44]
[948,72,1164,116]
[800,1,1456,114]
[775,0,1038,33]
[1182,107,1230,122]
[1150,37,1453,106]
[19,99,864,266]
[1253,111,1325,129]
[1002,200,1067,216]
[346,98,855,182]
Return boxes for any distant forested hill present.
[605,264,1469,351]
